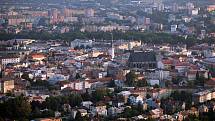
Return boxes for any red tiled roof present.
[162,59,173,65]
[68,49,77,52]
[31,53,46,59]
[33,96,43,100]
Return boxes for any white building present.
[193,89,215,104]
[109,47,115,60]
[0,56,20,67]
[90,104,107,116]
[171,25,177,33]
[60,80,91,90]
[70,39,93,49]
[145,69,170,81]
[81,101,93,109]
[148,79,160,86]
[99,25,117,32]
[128,94,144,105]
[107,13,123,20]
[48,74,70,84]
[108,107,124,116]
[192,9,199,15]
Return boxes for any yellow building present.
[0,78,14,93]
[91,50,103,57]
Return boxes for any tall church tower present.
[109,33,115,60]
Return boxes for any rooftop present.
[128,51,157,63]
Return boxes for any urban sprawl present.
[0,0,215,121]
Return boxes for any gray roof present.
[128,51,157,63]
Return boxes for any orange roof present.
[69,60,76,64]
[31,53,45,59]
[68,49,76,52]
[211,78,215,81]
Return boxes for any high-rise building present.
[50,9,64,24]
[64,8,71,17]
[109,34,115,60]
[52,9,59,19]
[171,25,178,33]
[158,3,165,11]
[145,18,151,25]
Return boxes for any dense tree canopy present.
[0,96,32,121]
[92,88,110,102]
[161,90,193,114]
[29,93,83,119]
[125,71,137,86]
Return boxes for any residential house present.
[90,102,107,116]
[0,78,14,93]
[174,62,189,74]
[108,107,124,117]
[149,108,163,119]
[77,109,88,117]
[81,101,93,109]
[117,91,131,103]
[198,105,209,113]
[60,80,91,91]
[0,55,21,67]
[161,59,173,70]
[193,89,215,104]
[128,94,144,105]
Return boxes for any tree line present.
[1,31,215,47]
[0,87,113,121]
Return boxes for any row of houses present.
[193,89,215,104]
